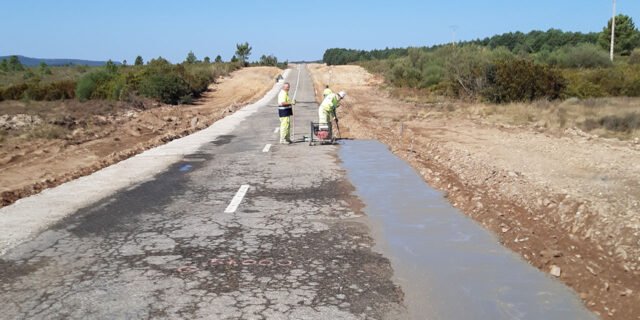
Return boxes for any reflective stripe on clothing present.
[278,106,292,117]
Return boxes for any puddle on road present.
[339,140,596,320]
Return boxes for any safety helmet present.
[337,91,346,98]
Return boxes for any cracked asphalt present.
[0,66,404,319]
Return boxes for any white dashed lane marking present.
[224,185,250,213]
[262,144,272,152]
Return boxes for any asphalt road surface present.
[0,65,594,320]
[0,66,404,319]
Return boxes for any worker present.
[277,82,295,144]
[322,85,333,98]
[318,91,345,126]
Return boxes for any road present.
[0,65,595,319]
[0,66,403,319]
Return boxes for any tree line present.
[0,42,288,104]
[325,14,640,103]
[323,14,640,66]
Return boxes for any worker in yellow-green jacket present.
[318,91,345,126]
[322,85,333,98]
[277,82,295,144]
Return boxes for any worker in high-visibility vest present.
[277,82,295,144]
[318,91,345,126]
[322,85,333,98]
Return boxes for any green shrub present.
[8,56,24,71]
[0,59,8,72]
[489,46,516,61]
[586,67,627,96]
[184,71,212,96]
[564,73,607,98]
[43,81,76,100]
[38,62,52,75]
[629,48,640,65]
[563,66,640,98]
[139,73,191,104]
[539,43,611,68]
[75,70,114,100]
[565,43,611,68]
[444,46,490,97]
[421,63,445,87]
[624,72,640,96]
[358,59,390,76]
[0,80,76,101]
[390,61,422,88]
[485,59,565,102]
[2,83,28,100]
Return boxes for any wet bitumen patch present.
[253,179,353,203]
[339,139,597,320]
[211,134,235,146]
[61,158,209,237]
[0,258,49,287]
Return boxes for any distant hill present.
[0,55,121,66]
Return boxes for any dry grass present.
[0,65,97,87]
[390,88,640,140]
[470,97,640,139]
[27,124,68,139]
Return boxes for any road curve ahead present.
[0,65,404,319]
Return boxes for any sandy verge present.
[308,63,640,319]
[0,66,281,207]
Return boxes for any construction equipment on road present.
[309,121,335,146]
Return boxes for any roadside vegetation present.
[0,42,287,105]
[323,14,640,139]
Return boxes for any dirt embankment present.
[308,63,640,319]
[0,66,281,207]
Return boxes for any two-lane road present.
[0,65,404,319]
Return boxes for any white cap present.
[337,91,346,98]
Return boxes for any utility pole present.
[450,25,459,47]
[610,0,616,62]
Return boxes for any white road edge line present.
[292,66,301,100]
[224,185,250,213]
[274,127,279,133]
[262,144,272,152]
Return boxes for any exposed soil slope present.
[308,63,640,319]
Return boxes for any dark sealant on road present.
[339,140,597,320]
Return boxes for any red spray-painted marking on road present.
[177,266,199,273]
[207,258,292,267]
[258,259,273,266]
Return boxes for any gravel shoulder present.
[308,63,640,319]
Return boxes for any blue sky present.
[1,0,639,63]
